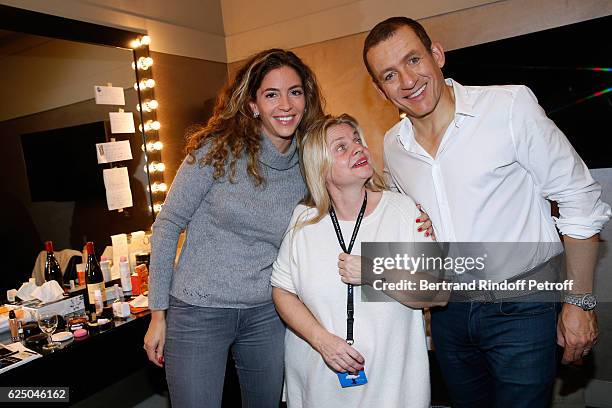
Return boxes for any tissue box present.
[22,295,85,319]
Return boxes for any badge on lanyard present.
[329,191,369,388]
[337,370,368,388]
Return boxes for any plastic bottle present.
[119,256,132,296]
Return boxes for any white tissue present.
[16,280,38,301]
[129,294,148,308]
[31,281,65,303]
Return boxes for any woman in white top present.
[271,114,440,407]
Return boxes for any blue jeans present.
[431,300,558,408]
[164,296,285,408]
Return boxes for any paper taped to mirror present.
[94,85,125,105]
[109,112,136,134]
[96,140,133,164]
[103,167,133,210]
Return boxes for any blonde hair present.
[185,49,325,185]
[296,114,387,229]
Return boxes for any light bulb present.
[130,39,141,48]
[144,78,155,88]
[145,120,161,130]
[143,120,160,131]
[145,162,165,173]
[147,100,159,110]
[134,82,139,90]
[152,182,167,193]
[131,62,136,70]
[153,203,163,213]
[145,141,163,151]
[141,35,151,45]
[137,56,153,70]
[136,104,141,112]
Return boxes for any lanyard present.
[328,191,367,345]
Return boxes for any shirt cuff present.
[554,215,611,239]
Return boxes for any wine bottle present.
[44,241,64,287]
[85,242,106,307]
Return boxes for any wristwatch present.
[564,293,597,311]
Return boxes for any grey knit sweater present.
[148,134,306,310]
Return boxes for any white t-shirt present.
[272,191,430,408]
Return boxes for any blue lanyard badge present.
[337,370,368,388]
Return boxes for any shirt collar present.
[396,78,476,150]
[447,78,476,118]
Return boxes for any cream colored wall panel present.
[224,0,499,62]
[422,0,612,52]
[146,20,227,63]
[221,0,355,35]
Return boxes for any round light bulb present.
[141,36,151,45]
[150,121,161,130]
[147,100,159,110]
[144,79,155,88]
[130,39,141,48]
[153,141,163,150]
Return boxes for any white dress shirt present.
[383,79,611,278]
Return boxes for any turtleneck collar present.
[258,133,299,170]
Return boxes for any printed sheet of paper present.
[103,167,133,210]
[94,85,125,105]
[96,140,133,164]
[109,112,136,134]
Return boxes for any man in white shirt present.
[362,17,611,408]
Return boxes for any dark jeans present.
[164,296,285,408]
[431,300,558,408]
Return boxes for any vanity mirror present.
[0,5,164,292]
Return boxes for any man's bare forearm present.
[563,234,599,295]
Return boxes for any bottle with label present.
[93,289,104,315]
[112,284,130,319]
[8,310,20,343]
[85,242,106,308]
[119,256,132,297]
[44,241,64,287]
[100,257,112,283]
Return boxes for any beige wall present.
[222,0,498,62]
[229,0,612,171]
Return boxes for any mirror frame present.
[0,3,160,222]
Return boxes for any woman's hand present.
[144,310,166,367]
[416,204,436,240]
[338,253,362,285]
[314,331,365,373]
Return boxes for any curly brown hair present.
[184,49,325,185]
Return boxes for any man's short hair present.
[363,17,433,82]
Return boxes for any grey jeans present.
[164,296,285,408]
